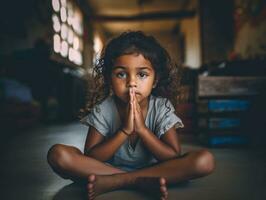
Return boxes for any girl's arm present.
[84,126,129,161]
[133,92,181,161]
[84,90,135,162]
[137,126,181,161]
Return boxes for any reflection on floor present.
[0,122,265,200]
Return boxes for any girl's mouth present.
[124,91,141,101]
[127,89,141,95]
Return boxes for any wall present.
[234,0,266,59]
[0,0,52,54]
[152,31,181,65]
[200,0,234,64]
[181,15,202,68]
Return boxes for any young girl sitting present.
[47,31,215,200]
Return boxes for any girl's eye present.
[116,72,127,79]
[138,72,148,79]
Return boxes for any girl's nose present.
[127,76,137,88]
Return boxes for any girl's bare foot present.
[87,174,126,200]
[87,174,168,200]
[87,175,96,200]
[87,174,108,200]
[135,177,168,200]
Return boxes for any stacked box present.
[197,76,266,147]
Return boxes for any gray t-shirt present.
[81,95,183,171]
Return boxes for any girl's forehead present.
[113,53,152,66]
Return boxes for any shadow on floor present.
[52,180,191,200]
[53,183,87,200]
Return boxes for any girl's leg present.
[47,144,125,182]
[87,149,215,199]
[129,149,215,183]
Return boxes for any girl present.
[47,31,215,200]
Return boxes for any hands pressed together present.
[122,88,147,136]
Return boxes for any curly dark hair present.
[81,31,181,116]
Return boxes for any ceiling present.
[84,0,198,33]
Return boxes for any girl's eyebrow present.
[137,66,153,71]
[112,66,153,71]
[112,66,126,70]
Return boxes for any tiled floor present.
[0,122,265,200]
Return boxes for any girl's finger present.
[137,100,141,112]
[133,90,141,113]
[130,88,134,104]
[132,88,137,111]
[130,88,134,115]
[129,88,131,101]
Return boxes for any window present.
[52,0,83,66]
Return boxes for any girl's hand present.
[122,88,135,135]
[132,89,147,134]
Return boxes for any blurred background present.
[1,0,266,147]
[0,1,266,200]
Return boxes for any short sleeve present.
[155,99,184,138]
[80,105,109,136]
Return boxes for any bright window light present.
[52,0,60,12]
[60,40,68,57]
[73,36,79,50]
[93,35,103,54]
[68,47,74,61]
[72,10,83,35]
[60,0,66,7]
[67,29,73,44]
[74,50,82,65]
[52,0,83,66]
[60,7,67,22]
[93,35,103,64]
[53,34,61,53]
[60,24,68,40]
[52,14,61,32]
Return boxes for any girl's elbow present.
[160,150,181,161]
[84,148,96,157]
[172,146,181,157]
[171,150,181,159]
[84,149,97,158]
[167,146,182,159]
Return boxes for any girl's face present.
[111,53,156,104]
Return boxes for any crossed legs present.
[47,144,215,199]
